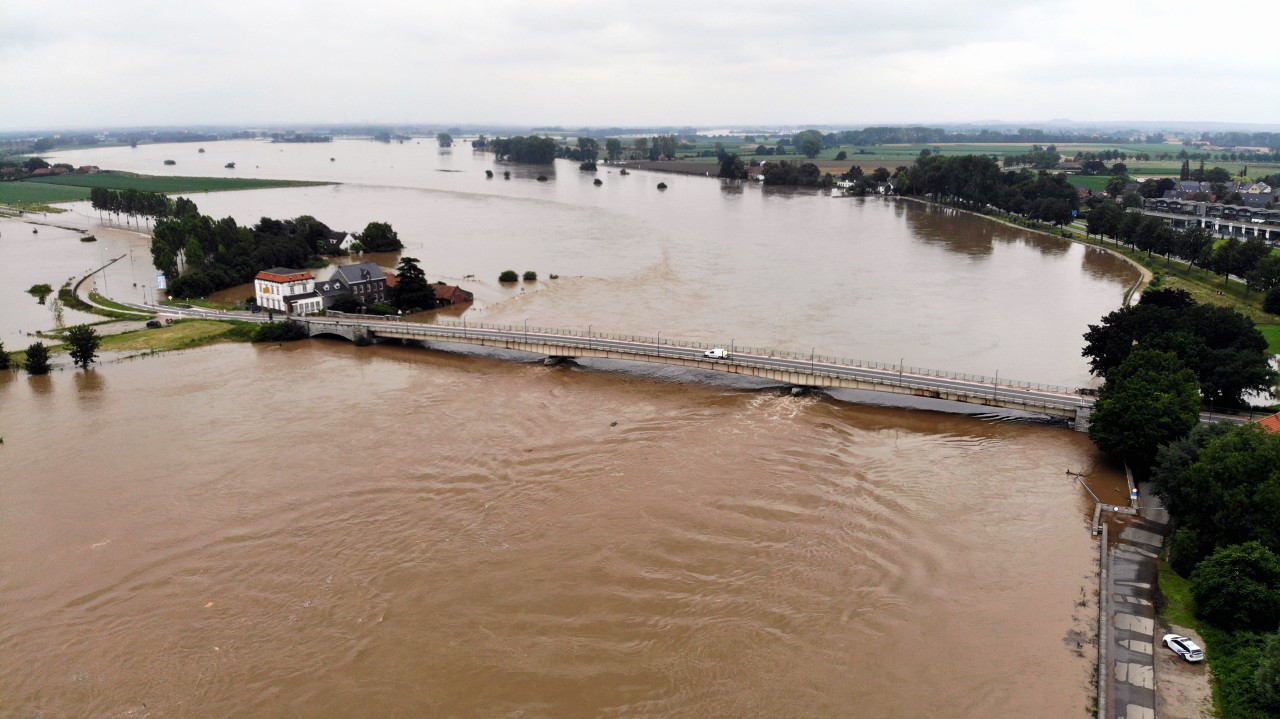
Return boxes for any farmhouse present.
[430,283,474,306]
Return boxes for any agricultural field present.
[24,171,326,193]
[0,172,330,212]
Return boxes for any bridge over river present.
[293,315,1098,431]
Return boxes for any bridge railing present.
[348,317,1086,397]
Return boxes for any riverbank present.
[892,195,1154,304]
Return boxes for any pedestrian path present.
[1103,493,1168,719]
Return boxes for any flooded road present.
[0,343,1120,718]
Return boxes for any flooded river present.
[0,343,1119,718]
[0,138,1135,716]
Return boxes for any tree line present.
[1082,288,1280,716]
[89,187,173,227]
[1085,200,1280,298]
[150,197,403,299]
[897,153,1081,225]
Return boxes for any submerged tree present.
[24,342,51,375]
[65,324,101,369]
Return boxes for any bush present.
[80,235,97,242]
[498,270,518,282]
[579,161,597,171]
[657,182,668,190]
[1265,286,1280,315]
[835,150,848,161]
[23,342,51,375]
[1169,527,1209,577]
[1192,542,1280,631]
[252,320,309,343]
[536,175,548,182]
[0,340,10,370]
[523,271,537,281]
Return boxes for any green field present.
[1066,175,1113,191]
[0,172,330,211]
[25,171,326,193]
[0,181,91,208]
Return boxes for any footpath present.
[1100,484,1171,719]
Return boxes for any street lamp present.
[993,369,999,401]
[656,330,661,357]
[899,356,904,384]
[810,347,815,375]
[731,338,735,356]
[524,319,528,342]
[588,324,592,350]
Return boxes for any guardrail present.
[307,316,1091,406]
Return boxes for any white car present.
[703,348,731,359]
[1162,634,1204,663]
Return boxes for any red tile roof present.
[1257,413,1280,434]
[255,270,313,283]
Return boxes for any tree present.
[575,137,599,163]
[1256,633,1280,711]
[498,270,518,282]
[717,153,748,180]
[1088,349,1201,470]
[65,324,101,370]
[391,256,434,310]
[1191,542,1280,631]
[359,222,403,252]
[1266,286,1280,315]
[1104,175,1128,197]
[436,132,453,148]
[24,342,51,375]
[1082,290,1276,406]
[835,150,848,161]
[0,340,10,370]
[792,130,824,159]
[604,138,622,162]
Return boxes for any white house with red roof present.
[254,267,322,315]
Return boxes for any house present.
[333,263,389,306]
[1257,413,1280,434]
[254,268,322,315]
[430,283,474,306]
[321,230,355,254]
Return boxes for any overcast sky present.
[3,0,1278,132]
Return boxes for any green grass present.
[1158,558,1199,628]
[0,181,90,208]
[24,171,328,193]
[1067,175,1113,191]
[96,319,255,353]
[88,292,153,317]
[1256,324,1280,353]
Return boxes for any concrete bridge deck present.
[297,316,1097,429]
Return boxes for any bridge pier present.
[1074,405,1092,433]
[544,356,578,366]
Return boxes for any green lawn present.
[1256,324,1280,353]
[1067,175,1113,191]
[25,171,327,193]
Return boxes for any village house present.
[335,263,389,305]
[321,230,355,254]
[254,268,322,315]
[430,283,475,306]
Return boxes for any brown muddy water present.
[0,342,1122,718]
[0,139,1135,716]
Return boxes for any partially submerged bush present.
[253,320,309,343]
